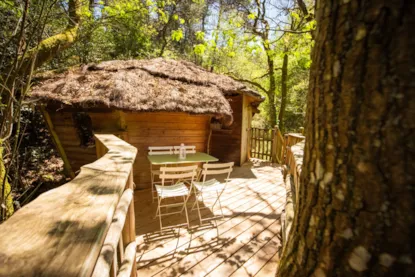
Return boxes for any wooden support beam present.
[39,106,75,178]
[122,172,137,277]
[117,241,137,277]
[92,189,134,277]
[0,134,137,277]
[116,111,127,131]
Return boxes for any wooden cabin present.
[31,58,263,188]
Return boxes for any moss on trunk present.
[0,141,14,219]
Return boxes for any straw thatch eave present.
[30,58,264,124]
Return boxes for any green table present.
[147,152,218,165]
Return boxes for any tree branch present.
[296,0,313,22]
[227,73,268,94]
[18,0,85,74]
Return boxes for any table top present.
[147,152,218,165]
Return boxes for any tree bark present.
[210,0,223,72]
[18,0,83,75]
[266,52,277,127]
[0,141,13,219]
[278,52,288,132]
[1,0,85,219]
[278,0,415,276]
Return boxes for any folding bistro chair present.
[148,146,174,202]
[173,145,200,182]
[155,165,198,231]
[173,145,196,154]
[192,162,234,225]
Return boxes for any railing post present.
[271,126,277,163]
[247,128,251,160]
[283,134,288,164]
[122,171,137,277]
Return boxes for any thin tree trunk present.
[278,0,415,276]
[1,0,85,219]
[266,49,277,127]
[210,0,223,72]
[278,52,288,132]
[0,141,13,219]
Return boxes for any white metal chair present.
[173,145,196,154]
[148,146,174,202]
[155,165,198,231]
[191,162,234,225]
[173,145,198,182]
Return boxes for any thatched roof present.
[30,58,263,123]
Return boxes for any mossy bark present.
[18,0,83,74]
[0,141,14,219]
[0,0,85,219]
[278,0,415,276]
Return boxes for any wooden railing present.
[250,126,284,163]
[281,136,305,246]
[0,134,137,277]
[283,133,305,165]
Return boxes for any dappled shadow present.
[133,163,286,276]
[46,218,109,256]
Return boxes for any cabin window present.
[210,118,223,130]
[72,112,95,148]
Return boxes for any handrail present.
[282,139,305,246]
[272,126,285,163]
[283,133,305,165]
[0,134,137,277]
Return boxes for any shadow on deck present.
[133,162,285,277]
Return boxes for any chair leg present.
[157,196,163,231]
[151,173,155,203]
[195,191,203,225]
[183,196,190,228]
[216,189,225,219]
[191,185,203,211]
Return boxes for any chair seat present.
[193,179,225,192]
[155,182,189,199]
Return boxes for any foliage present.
[0,0,314,218]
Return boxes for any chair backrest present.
[159,165,198,185]
[201,162,234,180]
[173,145,196,154]
[148,146,174,155]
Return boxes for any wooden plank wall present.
[48,111,97,173]
[48,110,213,189]
[210,95,243,165]
[123,113,210,189]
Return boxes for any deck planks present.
[134,163,284,277]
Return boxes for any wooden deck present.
[133,162,285,277]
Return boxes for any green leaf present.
[291,11,300,21]
[195,31,205,41]
[227,51,236,57]
[194,44,206,55]
[171,29,184,41]
[248,13,256,20]
[227,37,234,48]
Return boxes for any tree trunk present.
[210,0,223,72]
[1,0,85,219]
[278,53,288,132]
[266,50,277,127]
[0,141,14,219]
[278,0,415,276]
[17,0,83,75]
